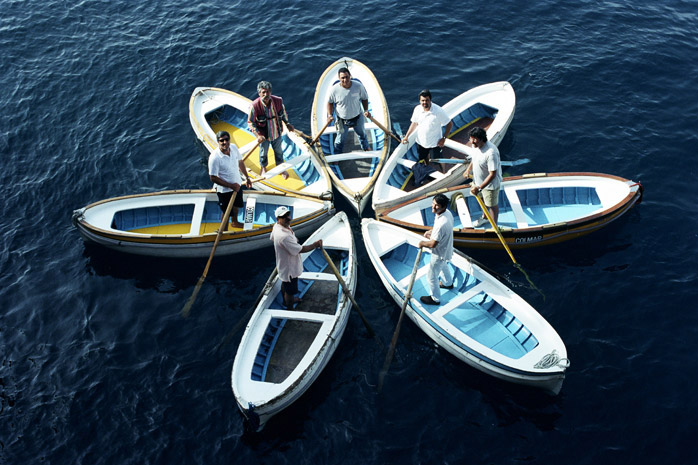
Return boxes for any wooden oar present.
[181,190,237,317]
[293,128,313,141]
[241,140,262,163]
[378,247,424,392]
[431,157,530,167]
[473,193,517,264]
[321,246,375,338]
[367,114,401,143]
[473,193,544,298]
[309,117,332,146]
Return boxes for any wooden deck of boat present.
[264,250,346,384]
[328,129,378,179]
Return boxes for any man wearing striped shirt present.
[248,81,295,180]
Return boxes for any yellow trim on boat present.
[449,116,482,138]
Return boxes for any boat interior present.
[205,105,322,191]
[414,186,603,230]
[110,197,292,235]
[250,248,349,384]
[379,241,539,360]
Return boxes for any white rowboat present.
[310,57,391,215]
[72,190,334,258]
[377,172,643,249]
[232,211,357,430]
[189,87,333,199]
[362,218,569,394]
[372,81,515,213]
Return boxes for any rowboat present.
[72,189,334,258]
[310,57,391,214]
[372,81,515,213]
[377,172,643,249]
[362,218,569,394]
[231,211,356,430]
[189,87,333,199]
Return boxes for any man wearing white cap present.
[270,206,323,309]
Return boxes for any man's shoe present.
[420,295,440,305]
[439,281,454,290]
[473,217,488,227]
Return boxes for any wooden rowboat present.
[231,211,356,430]
[361,218,569,394]
[372,81,515,213]
[310,57,391,214]
[377,172,643,249]
[189,87,333,199]
[362,218,569,394]
[72,190,334,258]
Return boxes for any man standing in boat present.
[271,206,323,309]
[248,81,295,179]
[208,130,252,231]
[327,67,371,153]
[418,193,454,306]
[463,126,502,226]
[401,89,453,164]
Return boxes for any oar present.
[181,190,238,317]
[473,193,517,264]
[309,117,332,146]
[431,158,530,167]
[473,193,545,298]
[241,140,263,163]
[367,114,401,143]
[378,247,424,392]
[292,128,313,141]
[441,138,531,167]
[321,246,376,338]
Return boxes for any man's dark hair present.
[419,89,432,99]
[216,130,230,140]
[337,67,351,76]
[434,193,449,208]
[469,126,487,142]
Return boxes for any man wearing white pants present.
[418,193,454,305]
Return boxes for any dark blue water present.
[2,0,697,463]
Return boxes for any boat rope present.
[533,350,570,369]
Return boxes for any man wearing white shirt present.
[208,130,251,231]
[462,126,502,226]
[418,193,454,306]
[270,206,323,309]
[401,89,453,163]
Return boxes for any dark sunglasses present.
[218,138,230,142]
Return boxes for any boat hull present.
[377,172,643,249]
